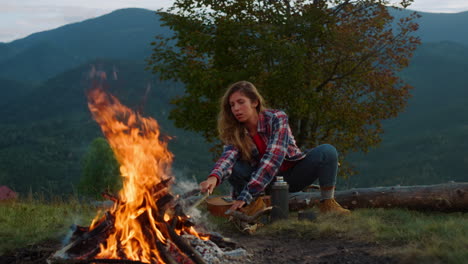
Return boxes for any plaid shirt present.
[209,109,306,204]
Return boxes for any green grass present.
[253,208,468,263]
[0,197,97,255]
[2,198,467,264]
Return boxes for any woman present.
[200,81,350,215]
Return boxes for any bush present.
[78,137,121,198]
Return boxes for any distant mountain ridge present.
[0,8,169,82]
[389,9,468,45]
[414,11,468,45]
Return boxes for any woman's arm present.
[237,111,290,204]
[200,145,239,193]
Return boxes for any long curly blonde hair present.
[218,81,266,160]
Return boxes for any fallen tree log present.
[289,182,468,212]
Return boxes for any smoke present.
[112,65,118,80]
[171,177,199,194]
[60,209,101,247]
[170,171,218,231]
[88,64,120,82]
[88,64,108,80]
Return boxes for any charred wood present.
[167,240,197,264]
[164,222,207,264]
[48,258,149,264]
[156,193,174,210]
[155,240,179,264]
[56,212,114,260]
[201,233,237,250]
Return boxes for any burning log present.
[164,223,206,264]
[50,212,115,261]
[48,258,149,264]
[289,182,468,212]
[150,231,180,264]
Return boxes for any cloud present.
[0,4,112,42]
[0,1,173,43]
[409,0,468,13]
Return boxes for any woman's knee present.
[317,144,338,162]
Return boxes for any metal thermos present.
[271,176,289,221]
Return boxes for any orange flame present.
[87,86,176,263]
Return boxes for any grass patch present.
[2,197,467,264]
[0,198,97,255]
[253,208,468,263]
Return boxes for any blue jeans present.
[228,144,338,196]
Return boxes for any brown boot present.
[231,197,267,234]
[319,198,351,215]
[240,196,267,216]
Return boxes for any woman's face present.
[229,91,258,123]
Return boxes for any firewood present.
[50,185,219,264]
[164,222,207,264]
[156,193,174,209]
[53,212,114,260]
[200,233,237,250]
[155,240,180,264]
[48,258,149,264]
[101,191,119,203]
[228,207,273,223]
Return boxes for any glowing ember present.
[86,84,204,263]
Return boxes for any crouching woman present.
[200,81,350,215]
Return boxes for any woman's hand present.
[226,200,246,215]
[199,176,217,194]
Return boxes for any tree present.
[148,0,420,176]
[79,137,121,198]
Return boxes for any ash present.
[182,234,249,264]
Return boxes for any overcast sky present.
[1,0,467,43]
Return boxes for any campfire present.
[48,81,245,264]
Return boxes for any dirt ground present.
[0,232,396,264]
[227,232,396,264]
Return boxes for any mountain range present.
[0,7,467,194]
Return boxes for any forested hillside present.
[0,8,467,194]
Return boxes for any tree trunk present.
[296,118,310,148]
[289,182,468,212]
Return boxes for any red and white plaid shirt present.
[209,109,306,204]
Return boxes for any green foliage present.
[149,0,421,176]
[0,198,96,255]
[256,208,468,263]
[78,137,121,198]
